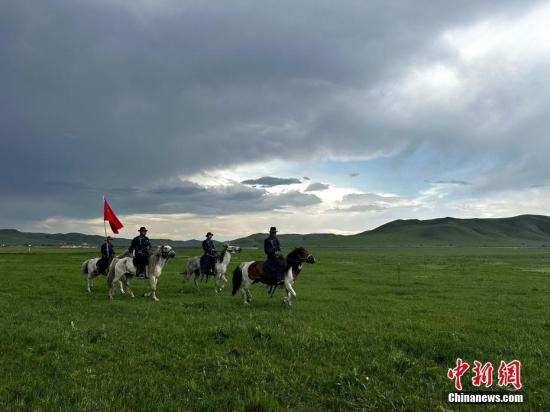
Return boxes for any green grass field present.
[0,247,548,411]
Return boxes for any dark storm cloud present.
[241,177,302,187]
[0,178,320,223]
[0,0,546,227]
[120,182,321,216]
[305,182,329,192]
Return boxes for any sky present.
[1,0,550,240]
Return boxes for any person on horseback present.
[129,226,151,278]
[263,226,285,284]
[97,236,115,274]
[202,232,217,276]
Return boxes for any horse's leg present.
[240,287,248,305]
[240,266,252,304]
[119,280,125,294]
[148,275,159,301]
[283,281,296,306]
[182,268,190,291]
[124,276,135,298]
[194,270,200,291]
[220,274,228,291]
[87,271,93,293]
[214,273,221,293]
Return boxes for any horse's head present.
[227,245,241,254]
[287,247,315,265]
[159,244,176,259]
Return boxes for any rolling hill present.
[230,214,550,248]
[2,214,550,248]
[358,214,550,246]
[0,229,203,248]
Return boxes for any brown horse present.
[231,247,315,305]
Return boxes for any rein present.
[286,254,311,264]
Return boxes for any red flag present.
[103,198,123,234]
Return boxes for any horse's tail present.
[107,258,117,289]
[232,265,243,296]
[179,257,190,277]
[107,270,113,290]
[81,259,89,275]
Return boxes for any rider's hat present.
[139,226,148,232]
[206,232,213,237]
[106,236,113,240]
[269,226,278,233]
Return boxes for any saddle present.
[132,256,149,278]
[262,258,285,285]
[200,254,216,275]
[96,257,110,275]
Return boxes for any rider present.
[202,232,217,276]
[129,226,151,278]
[97,236,115,274]
[263,226,285,284]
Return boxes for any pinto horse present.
[107,245,176,301]
[232,247,315,305]
[183,244,241,293]
[80,257,124,294]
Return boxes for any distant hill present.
[230,232,342,248]
[3,215,550,248]
[356,214,550,246]
[230,214,550,248]
[0,229,205,248]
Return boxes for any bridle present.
[158,246,173,259]
[286,250,313,264]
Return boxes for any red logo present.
[497,360,522,390]
[472,361,493,387]
[447,359,522,390]
[447,358,470,390]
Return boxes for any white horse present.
[107,245,176,301]
[231,247,315,306]
[80,257,124,294]
[183,244,241,293]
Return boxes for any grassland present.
[0,247,548,411]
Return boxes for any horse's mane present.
[147,245,162,268]
[286,247,306,261]
[117,250,131,259]
[217,248,227,263]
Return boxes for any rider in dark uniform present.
[129,226,151,277]
[202,232,217,276]
[97,236,115,274]
[263,226,285,284]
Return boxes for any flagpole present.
[103,196,108,242]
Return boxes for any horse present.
[107,245,176,301]
[183,244,241,293]
[80,257,124,294]
[231,247,315,305]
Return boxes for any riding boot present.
[276,270,285,285]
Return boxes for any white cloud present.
[441,3,550,65]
